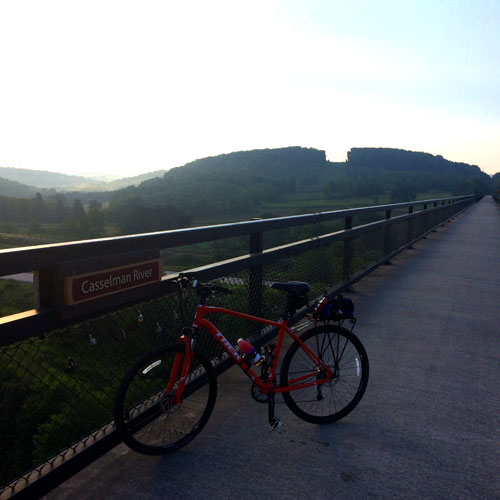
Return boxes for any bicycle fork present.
[163,335,192,405]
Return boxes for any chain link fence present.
[0,196,478,498]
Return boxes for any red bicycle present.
[114,277,369,455]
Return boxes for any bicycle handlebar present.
[194,280,233,296]
[177,274,233,296]
[209,284,233,295]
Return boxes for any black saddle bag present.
[311,294,354,322]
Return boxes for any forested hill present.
[109,146,490,216]
[347,147,485,176]
[340,147,491,199]
[0,146,494,239]
[111,147,328,213]
[0,176,43,198]
[0,166,168,192]
[0,167,93,189]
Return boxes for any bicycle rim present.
[114,344,217,455]
[281,325,368,424]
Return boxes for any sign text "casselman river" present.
[63,260,161,306]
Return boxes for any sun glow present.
[0,0,498,176]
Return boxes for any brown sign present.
[63,259,162,306]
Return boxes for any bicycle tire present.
[114,344,217,455]
[280,324,369,424]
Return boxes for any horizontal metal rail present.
[0,196,476,345]
[0,196,472,275]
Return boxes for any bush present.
[0,221,17,233]
[28,220,46,234]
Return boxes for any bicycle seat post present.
[271,281,310,321]
[283,297,294,321]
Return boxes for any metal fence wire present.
[0,196,478,498]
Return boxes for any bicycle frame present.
[114,278,369,454]
[181,304,333,395]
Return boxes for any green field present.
[0,280,34,316]
[192,191,452,225]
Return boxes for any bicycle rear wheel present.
[280,324,368,424]
[114,344,217,455]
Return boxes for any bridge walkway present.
[44,196,500,500]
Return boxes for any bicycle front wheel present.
[280,325,369,424]
[114,344,217,455]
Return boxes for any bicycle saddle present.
[271,281,310,296]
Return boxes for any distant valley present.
[0,166,167,197]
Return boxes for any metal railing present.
[0,195,479,499]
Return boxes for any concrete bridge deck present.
[45,197,500,500]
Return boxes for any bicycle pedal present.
[269,417,282,431]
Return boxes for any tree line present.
[0,193,105,239]
[0,191,192,239]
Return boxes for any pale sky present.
[1,0,499,177]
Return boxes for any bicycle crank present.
[251,378,269,403]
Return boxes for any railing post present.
[342,216,353,284]
[407,205,414,247]
[432,202,438,230]
[34,267,58,310]
[248,231,263,333]
[383,209,392,260]
[422,203,429,236]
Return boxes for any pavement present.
[44,196,500,500]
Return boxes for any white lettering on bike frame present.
[215,331,242,361]
[142,359,161,374]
